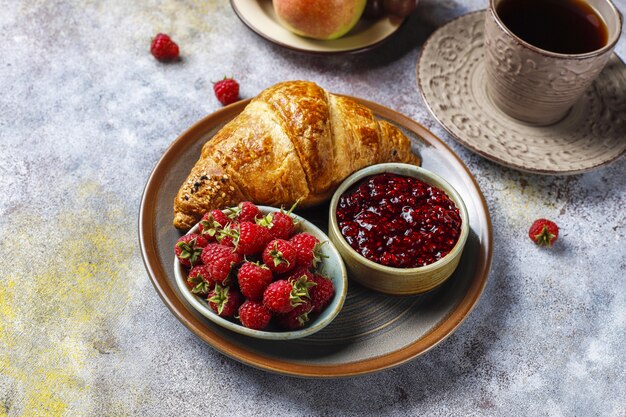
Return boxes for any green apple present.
[274,0,367,40]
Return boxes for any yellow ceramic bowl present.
[328,163,469,295]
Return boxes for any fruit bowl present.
[174,206,348,340]
[328,163,469,295]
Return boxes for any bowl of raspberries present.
[173,202,348,340]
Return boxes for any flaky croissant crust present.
[174,81,420,230]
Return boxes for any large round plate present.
[230,0,405,55]
[138,97,493,377]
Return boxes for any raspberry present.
[238,300,272,330]
[290,233,326,268]
[269,212,295,240]
[200,243,243,284]
[216,222,238,247]
[238,261,273,301]
[529,219,559,247]
[275,301,313,330]
[150,33,179,62]
[198,210,230,241]
[263,276,314,314]
[309,273,334,314]
[257,201,300,240]
[174,234,208,268]
[228,201,262,224]
[186,265,214,296]
[262,239,297,274]
[263,280,296,314]
[213,77,240,106]
[211,209,231,227]
[223,221,272,256]
[277,265,313,283]
[208,285,243,318]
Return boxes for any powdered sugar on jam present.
[336,173,462,268]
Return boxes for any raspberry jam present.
[336,173,462,268]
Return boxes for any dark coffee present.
[496,0,608,54]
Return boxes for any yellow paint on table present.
[0,182,136,416]
[135,0,219,43]
[495,176,563,221]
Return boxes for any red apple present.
[273,0,367,40]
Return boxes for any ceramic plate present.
[230,0,405,55]
[138,97,493,377]
[417,11,626,175]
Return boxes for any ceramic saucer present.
[417,11,626,175]
[230,0,404,55]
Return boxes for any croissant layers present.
[173,81,420,230]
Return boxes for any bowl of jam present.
[328,163,469,295]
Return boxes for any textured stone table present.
[1,1,625,415]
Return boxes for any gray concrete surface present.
[0,0,625,415]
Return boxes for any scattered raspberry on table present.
[528,218,559,247]
[213,77,240,106]
[150,33,180,62]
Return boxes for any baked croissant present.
[173,80,420,230]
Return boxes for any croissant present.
[173,80,420,230]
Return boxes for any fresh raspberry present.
[186,265,214,296]
[236,222,269,255]
[212,209,231,227]
[237,261,273,301]
[213,77,240,106]
[150,33,179,62]
[529,219,559,247]
[198,210,230,241]
[222,222,272,256]
[277,265,313,283]
[263,276,315,314]
[309,273,335,314]
[238,300,272,330]
[208,285,243,318]
[290,233,326,268]
[258,210,294,240]
[270,212,296,240]
[257,200,300,240]
[216,222,238,247]
[262,239,297,274]
[275,301,313,330]
[263,280,296,314]
[228,201,262,224]
[175,234,208,268]
[201,243,243,284]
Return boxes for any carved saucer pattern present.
[417,11,626,174]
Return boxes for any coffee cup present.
[484,0,623,125]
